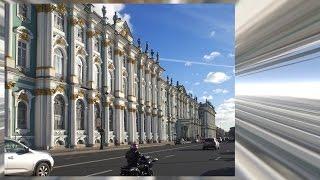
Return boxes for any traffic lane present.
[51,143,201,176]
[53,143,182,166]
[153,142,234,176]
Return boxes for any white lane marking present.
[164,155,175,158]
[215,157,221,160]
[86,169,113,176]
[55,144,199,169]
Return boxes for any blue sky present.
[96,4,235,130]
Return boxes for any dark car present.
[202,138,220,150]
[174,138,186,145]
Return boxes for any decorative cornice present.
[86,30,95,38]
[114,49,125,56]
[35,85,65,96]
[5,81,16,89]
[35,4,55,13]
[19,93,29,103]
[108,63,114,70]
[35,4,66,14]
[127,57,136,64]
[128,108,136,112]
[102,39,112,47]
[18,32,30,41]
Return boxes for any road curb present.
[50,142,174,156]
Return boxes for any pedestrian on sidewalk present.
[98,128,105,150]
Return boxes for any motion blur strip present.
[235,96,320,179]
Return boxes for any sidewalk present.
[45,142,175,156]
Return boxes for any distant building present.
[216,127,225,138]
[199,100,216,138]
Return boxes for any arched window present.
[107,71,112,93]
[94,36,100,52]
[124,109,128,132]
[95,65,100,89]
[108,46,113,60]
[136,112,139,132]
[77,57,83,84]
[134,82,138,97]
[95,103,101,130]
[77,27,84,43]
[54,95,65,130]
[17,102,27,129]
[76,100,85,130]
[54,13,64,31]
[54,49,63,77]
[123,56,126,68]
[144,114,147,132]
[109,107,113,131]
[123,78,127,98]
[17,41,27,68]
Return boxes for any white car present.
[4,138,54,176]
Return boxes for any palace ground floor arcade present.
[5,84,188,150]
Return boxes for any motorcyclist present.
[125,143,142,168]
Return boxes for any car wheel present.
[34,162,51,176]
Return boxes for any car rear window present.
[204,138,214,142]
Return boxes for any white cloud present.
[203,51,221,61]
[213,88,229,94]
[93,4,133,30]
[209,31,216,38]
[203,91,208,95]
[228,53,235,58]
[215,98,235,130]
[204,72,230,84]
[193,82,200,86]
[200,95,213,101]
[185,61,192,67]
[187,90,193,94]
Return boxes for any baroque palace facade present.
[4,3,216,150]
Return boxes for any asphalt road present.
[51,142,235,176]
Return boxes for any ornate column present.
[127,48,138,144]
[86,12,96,147]
[5,82,15,138]
[145,61,152,142]
[113,38,125,145]
[34,5,54,149]
[151,65,158,143]
[4,3,12,59]
[70,91,77,148]
[138,53,146,143]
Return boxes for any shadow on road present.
[219,152,235,155]
[201,167,235,176]
[156,160,209,165]
[178,148,204,151]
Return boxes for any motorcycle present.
[120,155,159,176]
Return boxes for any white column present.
[87,99,94,146]
[5,85,13,137]
[103,103,110,145]
[5,3,12,58]
[70,96,77,147]
[139,112,145,143]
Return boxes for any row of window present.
[17,96,147,134]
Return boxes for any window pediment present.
[14,26,33,42]
[53,35,68,47]
[76,45,88,57]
